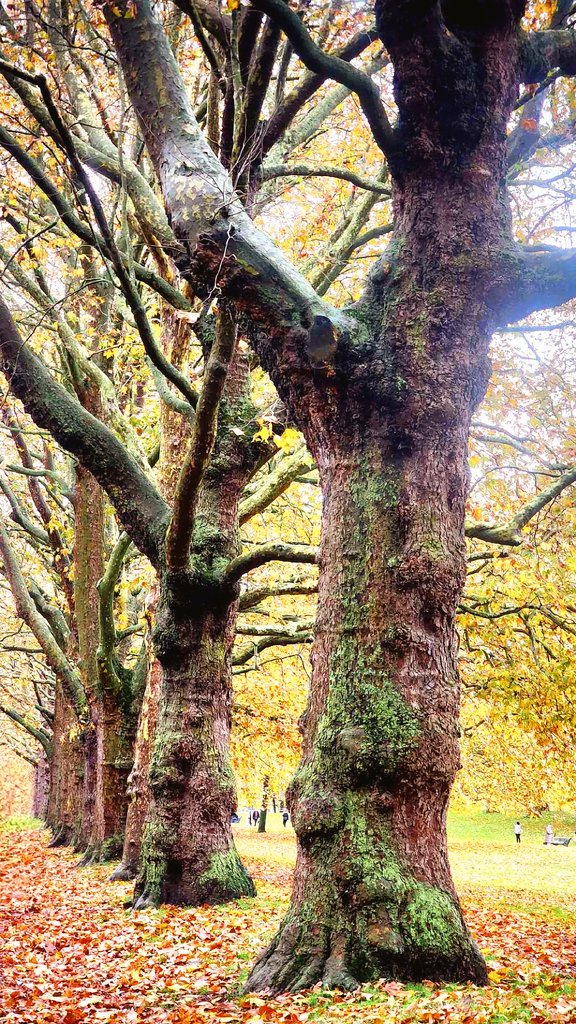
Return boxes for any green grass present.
[447,806,576,844]
[0,814,44,832]
[447,806,576,899]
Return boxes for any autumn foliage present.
[2,824,576,1024]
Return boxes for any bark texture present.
[46,683,84,845]
[133,344,257,906]
[247,6,521,990]
[111,651,160,880]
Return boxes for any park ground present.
[1,811,576,1024]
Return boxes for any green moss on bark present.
[197,849,256,902]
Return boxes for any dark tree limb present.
[249,0,394,156]
[261,163,391,194]
[520,28,576,83]
[233,627,312,666]
[225,542,319,583]
[0,702,52,754]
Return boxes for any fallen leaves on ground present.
[1,828,576,1024]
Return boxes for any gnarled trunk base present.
[132,593,255,907]
[247,792,486,992]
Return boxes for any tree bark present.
[32,748,50,820]
[47,683,84,845]
[247,421,486,989]
[133,344,257,907]
[246,6,523,992]
[135,591,254,906]
[74,449,133,862]
[111,651,160,880]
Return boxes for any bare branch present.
[465,463,576,546]
[249,0,394,156]
[261,163,391,194]
[0,702,52,754]
[0,517,87,720]
[239,578,317,611]
[240,446,314,524]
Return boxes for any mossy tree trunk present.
[74,455,133,862]
[248,419,486,989]
[133,345,258,907]
[135,584,254,906]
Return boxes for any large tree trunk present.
[248,424,486,989]
[134,592,254,906]
[246,146,518,989]
[246,11,523,985]
[133,344,257,907]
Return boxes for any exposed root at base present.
[245,918,488,995]
[109,863,137,882]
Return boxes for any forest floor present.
[1,811,576,1024]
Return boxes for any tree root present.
[48,826,71,848]
[245,910,488,994]
[109,863,137,882]
[246,924,360,994]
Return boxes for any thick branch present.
[238,578,317,611]
[239,446,314,524]
[495,245,576,324]
[225,542,319,583]
[520,28,576,83]
[0,703,52,754]
[103,0,352,367]
[0,298,170,566]
[232,627,312,666]
[166,307,236,570]
[97,531,133,666]
[465,463,576,546]
[0,519,87,720]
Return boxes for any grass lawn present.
[1,808,575,1023]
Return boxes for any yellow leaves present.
[274,428,300,453]
[252,418,273,444]
[226,0,241,9]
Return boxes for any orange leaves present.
[2,828,576,1024]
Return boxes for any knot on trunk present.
[292,790,345,842]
